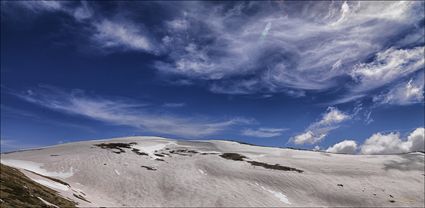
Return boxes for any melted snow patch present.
[1,159,73,178]
[114,169,120,176]
[198,169,207,175]
[256,183,291,205]
[37,197,59,208]
[33,179,69,191]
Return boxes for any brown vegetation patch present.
[0,163,77,208]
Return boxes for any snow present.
[114,169,120,176]
[1,136,423,207]
[0,159,73,178]
[131,141,175,159]
[33,179,69,191]
[37,197,59,208]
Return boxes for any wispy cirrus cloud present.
[373,72,424,106]
[4,1,157,54]
[350,47,424,93]
[155,1,424,98]
[13,87,251,138]
[292,107,351,145]
[241,127,287,138]
[91,19,159,54]
[5,1,424,104]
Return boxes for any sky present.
[1,1,424,154]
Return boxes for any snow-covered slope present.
[1,136,424,207]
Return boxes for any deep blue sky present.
[1,1,424,153]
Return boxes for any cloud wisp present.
[373,72,424,106]
[241,127,287,138]
[292,107,351,145]
[13,87,251,138]
[6,1,424,104]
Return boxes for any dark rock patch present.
[132,148,148,156]
[94,142,137,154]
[247,161,303,173]
[200,152,219,155]
[73,193,90,203]
[27,170,70,187]
[219,153,246,161]
[141,166,157,171]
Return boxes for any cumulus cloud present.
[14,87,251,138]
[326,140,358,154]
[293,107,350,144]
[241,128,287,138]
[360,128,425,154]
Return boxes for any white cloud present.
[241,128,287,138]
[72,1,93,21]
[92,20,157,53]
[14,87,251,138]
[7,1,425,101]
[293,131,326,145]
[360,127,425,154]
[293,107,350,144]
[408,128,425,152]
[326,140,358,154]
[155,1,424,96]
[350,47,424,92]
[17,0,63,12]
[316,107,351,126]
[373,72,424,105]
[313,145,321,151]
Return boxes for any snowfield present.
[1,136,424,207]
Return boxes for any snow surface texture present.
[1,136,424,207]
